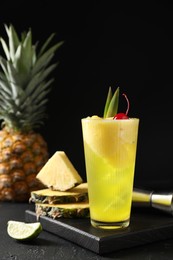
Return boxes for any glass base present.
[91,219,130,230]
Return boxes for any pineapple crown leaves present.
[0,23,64,132]
[103,86,119,118]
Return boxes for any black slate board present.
[25,208,173,255]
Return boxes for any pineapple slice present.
[35,201,89,219]
[36,151,83,191]
[30,183,88,204]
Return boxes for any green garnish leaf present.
[103,86,112,118]
[103,86,119,118]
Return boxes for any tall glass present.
[81,116,139,229]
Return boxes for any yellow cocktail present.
[81,116,139,229]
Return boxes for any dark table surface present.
[1,202,173,260]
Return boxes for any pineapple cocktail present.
[81,87,139,229]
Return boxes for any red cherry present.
[113,93,129,120]
[114,113,129,119]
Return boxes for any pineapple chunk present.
[36,151,83,191]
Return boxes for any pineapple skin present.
[30,191,88,204]
[0,128,48,201]
[35,203,90,219]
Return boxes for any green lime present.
[7,220,42,241]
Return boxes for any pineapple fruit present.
[36,151,83,191]
[0,24,63,201]
[30,151,89,219]
[30,183,88,204]
[35,202,89,219]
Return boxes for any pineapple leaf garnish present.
[103,86,112,118]
[103,86,119,118]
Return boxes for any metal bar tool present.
[132,188,173,215]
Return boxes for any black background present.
[1,1,173,189]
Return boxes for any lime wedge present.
[7,220,42,241]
